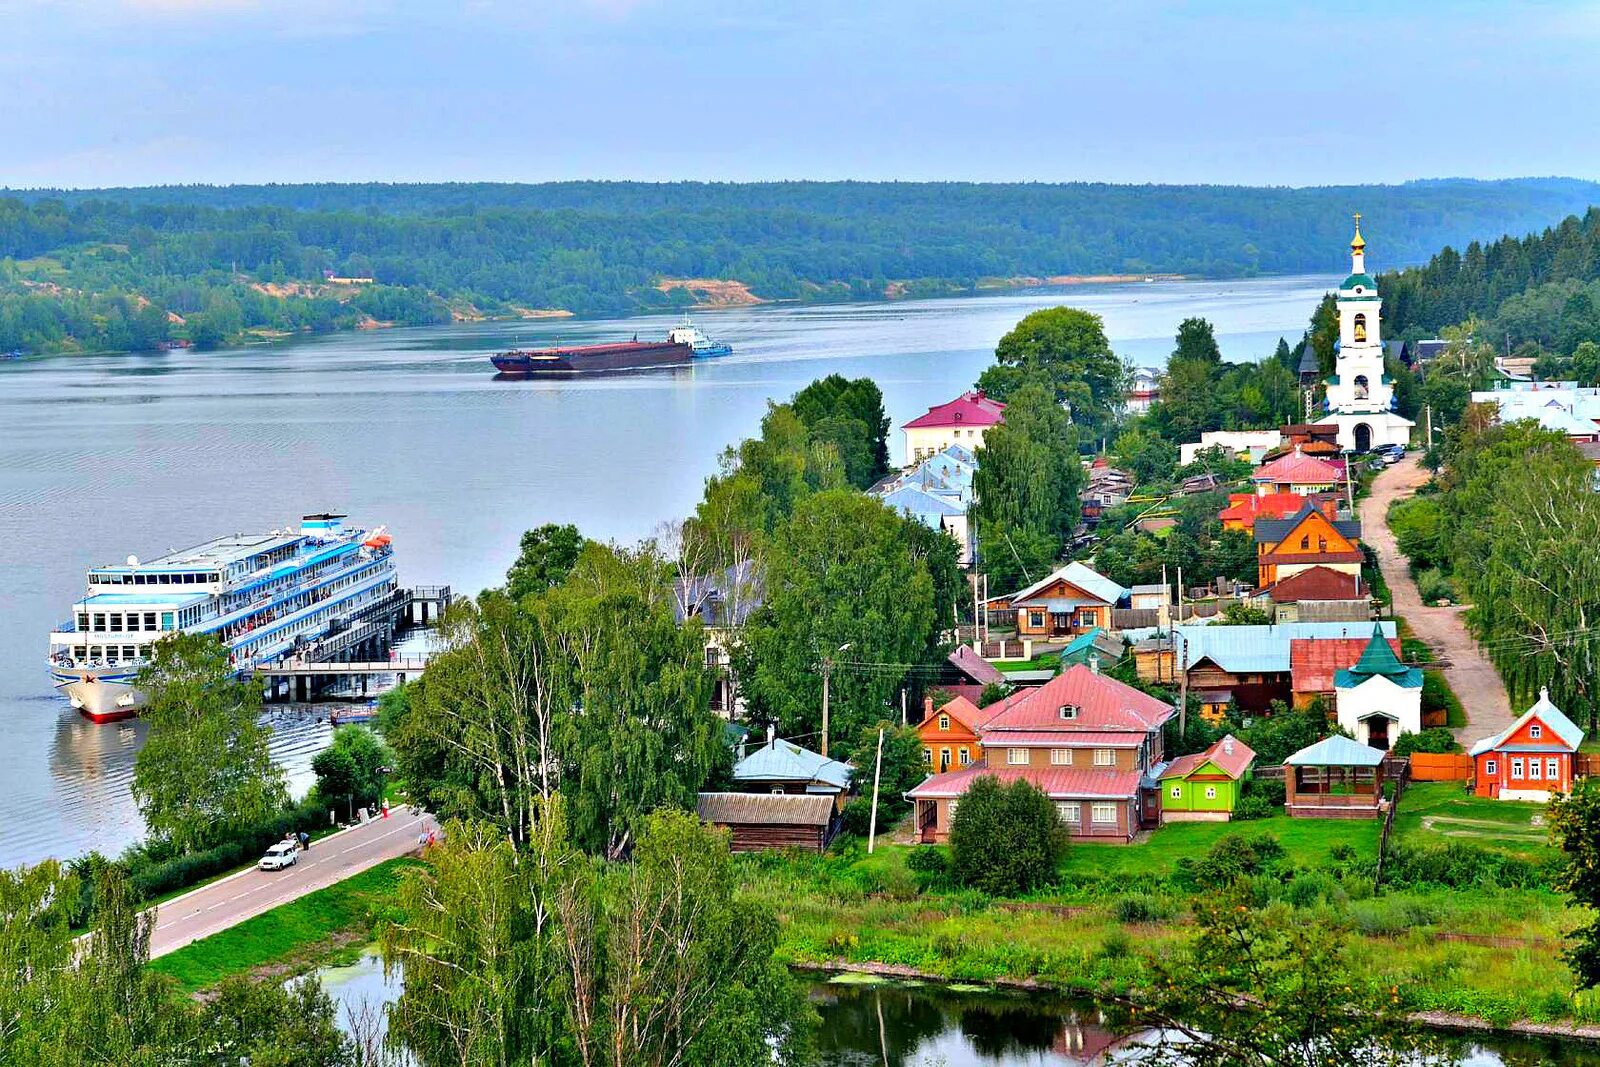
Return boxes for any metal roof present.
[1284,734,1386,767]
[1177,621,1396,675]
[732,738,854,790]
[696,792,834,827]
[1469,687,1585,756]
[1008,561,1128,608]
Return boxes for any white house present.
[1321,217,1415,453]
[1179,430,1283,466]
[1333,625,1422,750]
[902,391,1006,467]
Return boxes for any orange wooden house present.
[1469,687,1585,801]
[1004,562,1129,639]
[917,694,1001,774]
[1253,502,1363,587]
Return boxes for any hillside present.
[4,178,1600,356]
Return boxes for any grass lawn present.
[149,857,420,992]
[1063,813,1380,877]
[1393,781,1555,861]
[995,653,1060,674]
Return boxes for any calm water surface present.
[0,276,1332,867]
[315,958,1600,1066]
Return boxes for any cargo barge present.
[491,319,732,377]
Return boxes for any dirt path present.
[1359,456,1514,745]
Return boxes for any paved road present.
[148,809,437,959]
[1359,455,1514,745]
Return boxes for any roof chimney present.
[767,723,776,745]
[923,695,935,721]
[1089,654,1100,674]
[1223,736,1235,755]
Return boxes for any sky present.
[3,0,1599,189]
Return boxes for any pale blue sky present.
[3,0,1598,188]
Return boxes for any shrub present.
[1381,840,1548,890]
[1284,871,1343,908]
[123,795,330,902]
[1348,896,1440,936]
[1232,794,1276,821]
[839,798,874,838]
[1329,842,1356,863]
[1391,727,1460,756]
[905,846,950,890]
[948,777,1068,896]
[1113,893,1174,923]
[1416,568,1456,604]
[1099,930,1132,959]
[1177,833,1286,891]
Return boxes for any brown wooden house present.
[1004,562,1129,639]
[696,792,839,852]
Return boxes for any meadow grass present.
[1394,782,1556,861]
[148,857,418,992]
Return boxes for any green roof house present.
[1333,625,1422,751]
[1158,734,1256,823]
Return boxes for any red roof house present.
[903,390,1007,430]
[1289,636,1401,707]
[1251,446,1343,496]
[902,391,1007,465]
[1219,492,1337,533]
[907,665,1175,843]
[1262,565,1366,605]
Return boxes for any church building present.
[1322,217,1415,452]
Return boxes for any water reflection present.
[314,960,1600,1067]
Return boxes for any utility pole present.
[820,659,832,758]
[1176,565,1187,738]
[1344,449,1355,515]
[1426,404,1434,450]
[866,726,885,854]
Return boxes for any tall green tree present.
[978,307,1128,436]
[948,776,1067,896]
[972,381,1085,584]
[791,374,892,488]
[1550,777,1600,988]
[740,490,937,744]
[311,725,394,818]
[132,632,286,854]
[507,523,587,601]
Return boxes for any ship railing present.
[57,619,78,633]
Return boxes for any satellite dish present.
[127,555,139,567]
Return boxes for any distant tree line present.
[6,176,1600,353]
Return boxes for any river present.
[0,274,1332,868]
[313,957,1600,1066]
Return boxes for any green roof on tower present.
[1341,273,1378,292]
[1334,625,1422,689]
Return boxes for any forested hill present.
[5,177,1600,356]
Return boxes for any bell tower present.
[1321,215,1414,452]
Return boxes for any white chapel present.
[1322,217,1415,452]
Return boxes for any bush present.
[948,777,1068,896]
[1177,833,1286,891]
[1391,727,1460,756]
[839,798,874,838]
[1232,793,1277,821]
[124,796,331,901]
[1416,568,1456,604]
[904,846,951,891]
[1348,896,1440,936]
[1381,840,1549,890]
[1112,893,1175,923]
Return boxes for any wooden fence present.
[1409,753,1473,781]
[1577,754,1600,779]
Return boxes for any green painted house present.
[1159,734,1256,823]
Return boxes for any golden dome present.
[1350,213,1366,252]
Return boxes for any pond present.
[315,956,1600,1065]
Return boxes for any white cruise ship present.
[47,514,401,722]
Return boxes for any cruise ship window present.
[92,614,105,632]
[109,614,123,632]
[144,612,157,630]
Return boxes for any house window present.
[1050,749,1072,766]
[1485,759,1497,776]
[1093,748,1115,767]
[947,799,959,820]
[1548,758,1561,781]
[1029,611,1045,628]
[1055,801,1078,824]
[1091,803,1117,824]
[958,749,971,766]
[1300,535,1310,550]
[1169,784,1182,799]
[938,714,950,731]
[1511,758,1524,780]
[1205,786,1218,799]
[1007,748,1029,765]
[704,646,720,666]
[1059,705,1078,720]
[1530,724,1543,739]
[923,747,932,764]
[1529,759,1542,780]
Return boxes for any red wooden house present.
[1469,687,1584,801]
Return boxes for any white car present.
[259,842,299,871]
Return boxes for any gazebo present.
[1283,735,1387,819]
